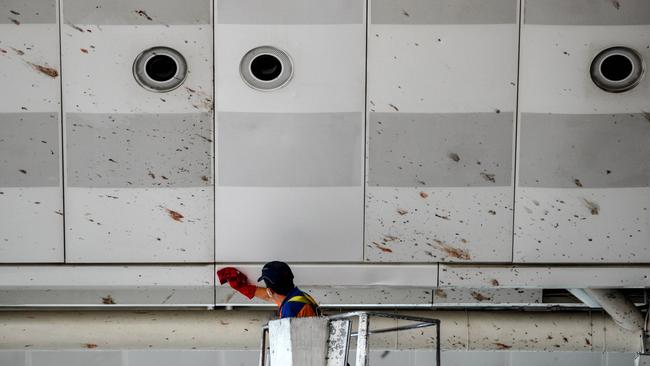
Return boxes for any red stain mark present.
[84,343,98,349]
[491,279,500,286]
[372,242,393,253]
[9,18,20,25]
[471,291,491,301]
[166,208,184,222]
[101,295,115,304]
[388,103,399,111]
[434,240,471,260]
[28,63,59,78]
[80,48,89,53]
[419,191,428,198]
[396,208,408,215]
[135,10,153,21]
[494,343,512,350]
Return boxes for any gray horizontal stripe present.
[372,0,517,25]
[519,113,650,188]
[525,0,650,25]
[217,0,364,25]
[62,0,210,25]
[218,112,363,187]
[66,113,212,188]
[368,112,514,187]
[0,0,56,24]
[0,113,60,187]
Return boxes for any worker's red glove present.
[217,267,256,300]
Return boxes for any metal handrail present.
[259,311,441,366]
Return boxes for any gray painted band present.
[66,113,212,188]
[218,112,363,187]
[0,0,57,24]
[217,0,364,25]
[368,112,514,187]
[518,113,650,188]
[371,0,517,25]
[62,0,210,25]
[525,0,650,26]
[0,113,60,187]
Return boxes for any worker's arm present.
[254,287,273,302]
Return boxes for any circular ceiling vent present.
[240,46,293,91]
[133,47,187,92]
[590,47,645,93]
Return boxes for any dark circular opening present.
[145,54,178,82]
[600,54,633,82]
[250,54,282,81]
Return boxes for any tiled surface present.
[365,0,518,263]
[0,0,63,263]
[61,0,213,262]
[0,350,637,366]
[514,1,650,263]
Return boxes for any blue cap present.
[257,261,294,285]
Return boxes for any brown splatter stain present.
[574,178,583,187]
[11,47,24,56]
[383,235,399,242]
[135,10,153,21]
[433,240,471,260]
[148,172,155,179]
[161,175,168,180]
[611,0,621,9]
[494,343,512,350]
[401,9,410,17]
[491,279,500,286]
[84,343,98,349]
[488,210,496,215]
[388,103,399,111]
[397,208,408,215]
[201,175,209,182]
[18,169,27,174]
[471,291,491,301]
[434,213,450,220]
[419,191,428,198]
[165,208,184,222]
[80,48,89,54]
[195,134,213,143]
[562,336,569,343]
[28,63,59,78]
[68,23,85,32]
[434,288,447,299]
[480,172,496,183]
[101,295,115,304]
[0,48,6,54]
[585,338,591,346]
[448,152,460,162]
[10,10,20,15]
[372,242,393,253]
[583,199,599,215]
[9,18,20,25]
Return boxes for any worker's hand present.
[216,267,256,300]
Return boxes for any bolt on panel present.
[515,0,650,263]
[60,0,214,262]
[0,0,63,262]
[365,0,519,262]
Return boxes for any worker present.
[217,261,320,318]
